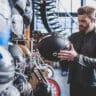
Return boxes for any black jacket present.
[68,29,96,87]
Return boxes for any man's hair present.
[77,6,96,19]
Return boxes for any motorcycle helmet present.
[14,74,33,96]
[0,15,11,48]
[0,0,11,19]
[1,85,20,96]
[14,0,32,23]
[15,0,27,15]
[0,0,11,48]
[23,0,33,27]
[19,45,34,76]
[0,46,15,93]
[19,44,31,57]
[11,8,24,39]
[38,33,71,61]
[8,44,26,73]
[18,45,32,64]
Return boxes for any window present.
[86,0,96,8]
[56,0,81,12]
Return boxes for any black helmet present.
[8,44,26,73]
[38,34,71,61]
[0,46,15,92]
[14,0,32,27]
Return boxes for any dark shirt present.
[68,29,96,86]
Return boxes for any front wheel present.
[47,78,61,96]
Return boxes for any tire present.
[47,78,61,96]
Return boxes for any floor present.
[53,68,70,96]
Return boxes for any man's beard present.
[79,25,89,32]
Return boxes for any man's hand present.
[58,44,78,61]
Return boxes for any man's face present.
[78,14,92,32]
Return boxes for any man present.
[58,6,96,96]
